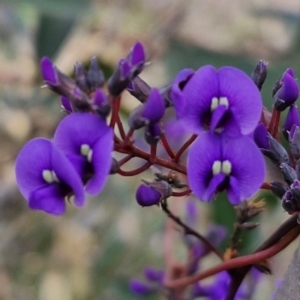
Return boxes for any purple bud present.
[144,123,162,145]
[86,56,105,91]
[40,57,58,85]
[129,42,145,66]
[251,60,267,90]
[289,125,300,160]
[283,105,300,140]
[92,89,111,118]
[279,163,297,185]
[274,69,299,111]
[136,184,162,206]
[261,134,290,166]
[74,61,88,93]
[128,105,147,129]
[270,181,287,198]
[253,123,269,149]
[141,89,165,124]
[127,76,151,103]
[60,96,73,113]
[282,190,297,214]
[107,59,131,97]
[129,279,155,295]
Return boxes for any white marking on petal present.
[210,97,219,111]
[219,97,229,108]
[222,160,232,175]
[42,170,59,183]
[80,144,91,156]
[212,161,222,175]
[87,149,93,163]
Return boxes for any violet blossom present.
[187,132,265,205]
[53,112,113,195]
[171,65,262,136]
[15,138,85,215]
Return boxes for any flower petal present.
[218,67,262,135]
[51,143,85,206]
[141,88,165,123]
[28,185,66,215]
[40,57,58,85]
[54,113,111,154]
[85,128,113,194]
[187,132,221,201]
[227,176,241,205]
[15,138,53,199]
[179,66,218,134]
[221,134,265,201]
[203,173,226,201]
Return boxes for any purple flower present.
[15,138,85,215]
[171,66,262,136]
[283,105,300,140]
[53,113,113,195]
[187,132,265,205]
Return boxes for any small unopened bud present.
[128,106,147,129]
[289,125,300,160]
[127,76,151,103]
[251,60,267,90]
[92,89,111,118]
[282,105,300,140]
[261,134,290,166]
[280,162,297,185]
[270,181,287,198]
[144,123,162,145]
[273,68,299,111]
[136,184,161,207]
[253,123,269,149]
[282,190,297,214]
[74,61,88,93]
[86,57,105,91]
[60,96,73,113]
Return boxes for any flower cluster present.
[172,65,266,205]
[14,40,298,299]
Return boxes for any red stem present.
[174,135,197,162]
[161,134,176,159]
[171,189,191,197]
[117,161,152,176]
[164,225,300,289]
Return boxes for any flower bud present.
[92,89,111,118]
[282,190,297,214]
[60,96,73,113]
[270,181,287,198]
[135,184,161,206]
[261,134,290,166]
[253,123,269,149]
[273,68,299,111]
[74,61,88,93]
[282,105,300,140]
[289,125,300,160]
[127,76,151,103]
[128,105,147,130]
[144,123,162,145]
[251,60,267,90]
[279,162,297,185]
[86,56,105,91]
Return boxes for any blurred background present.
[0,0,300,299]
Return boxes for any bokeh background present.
[0,0,300,299]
